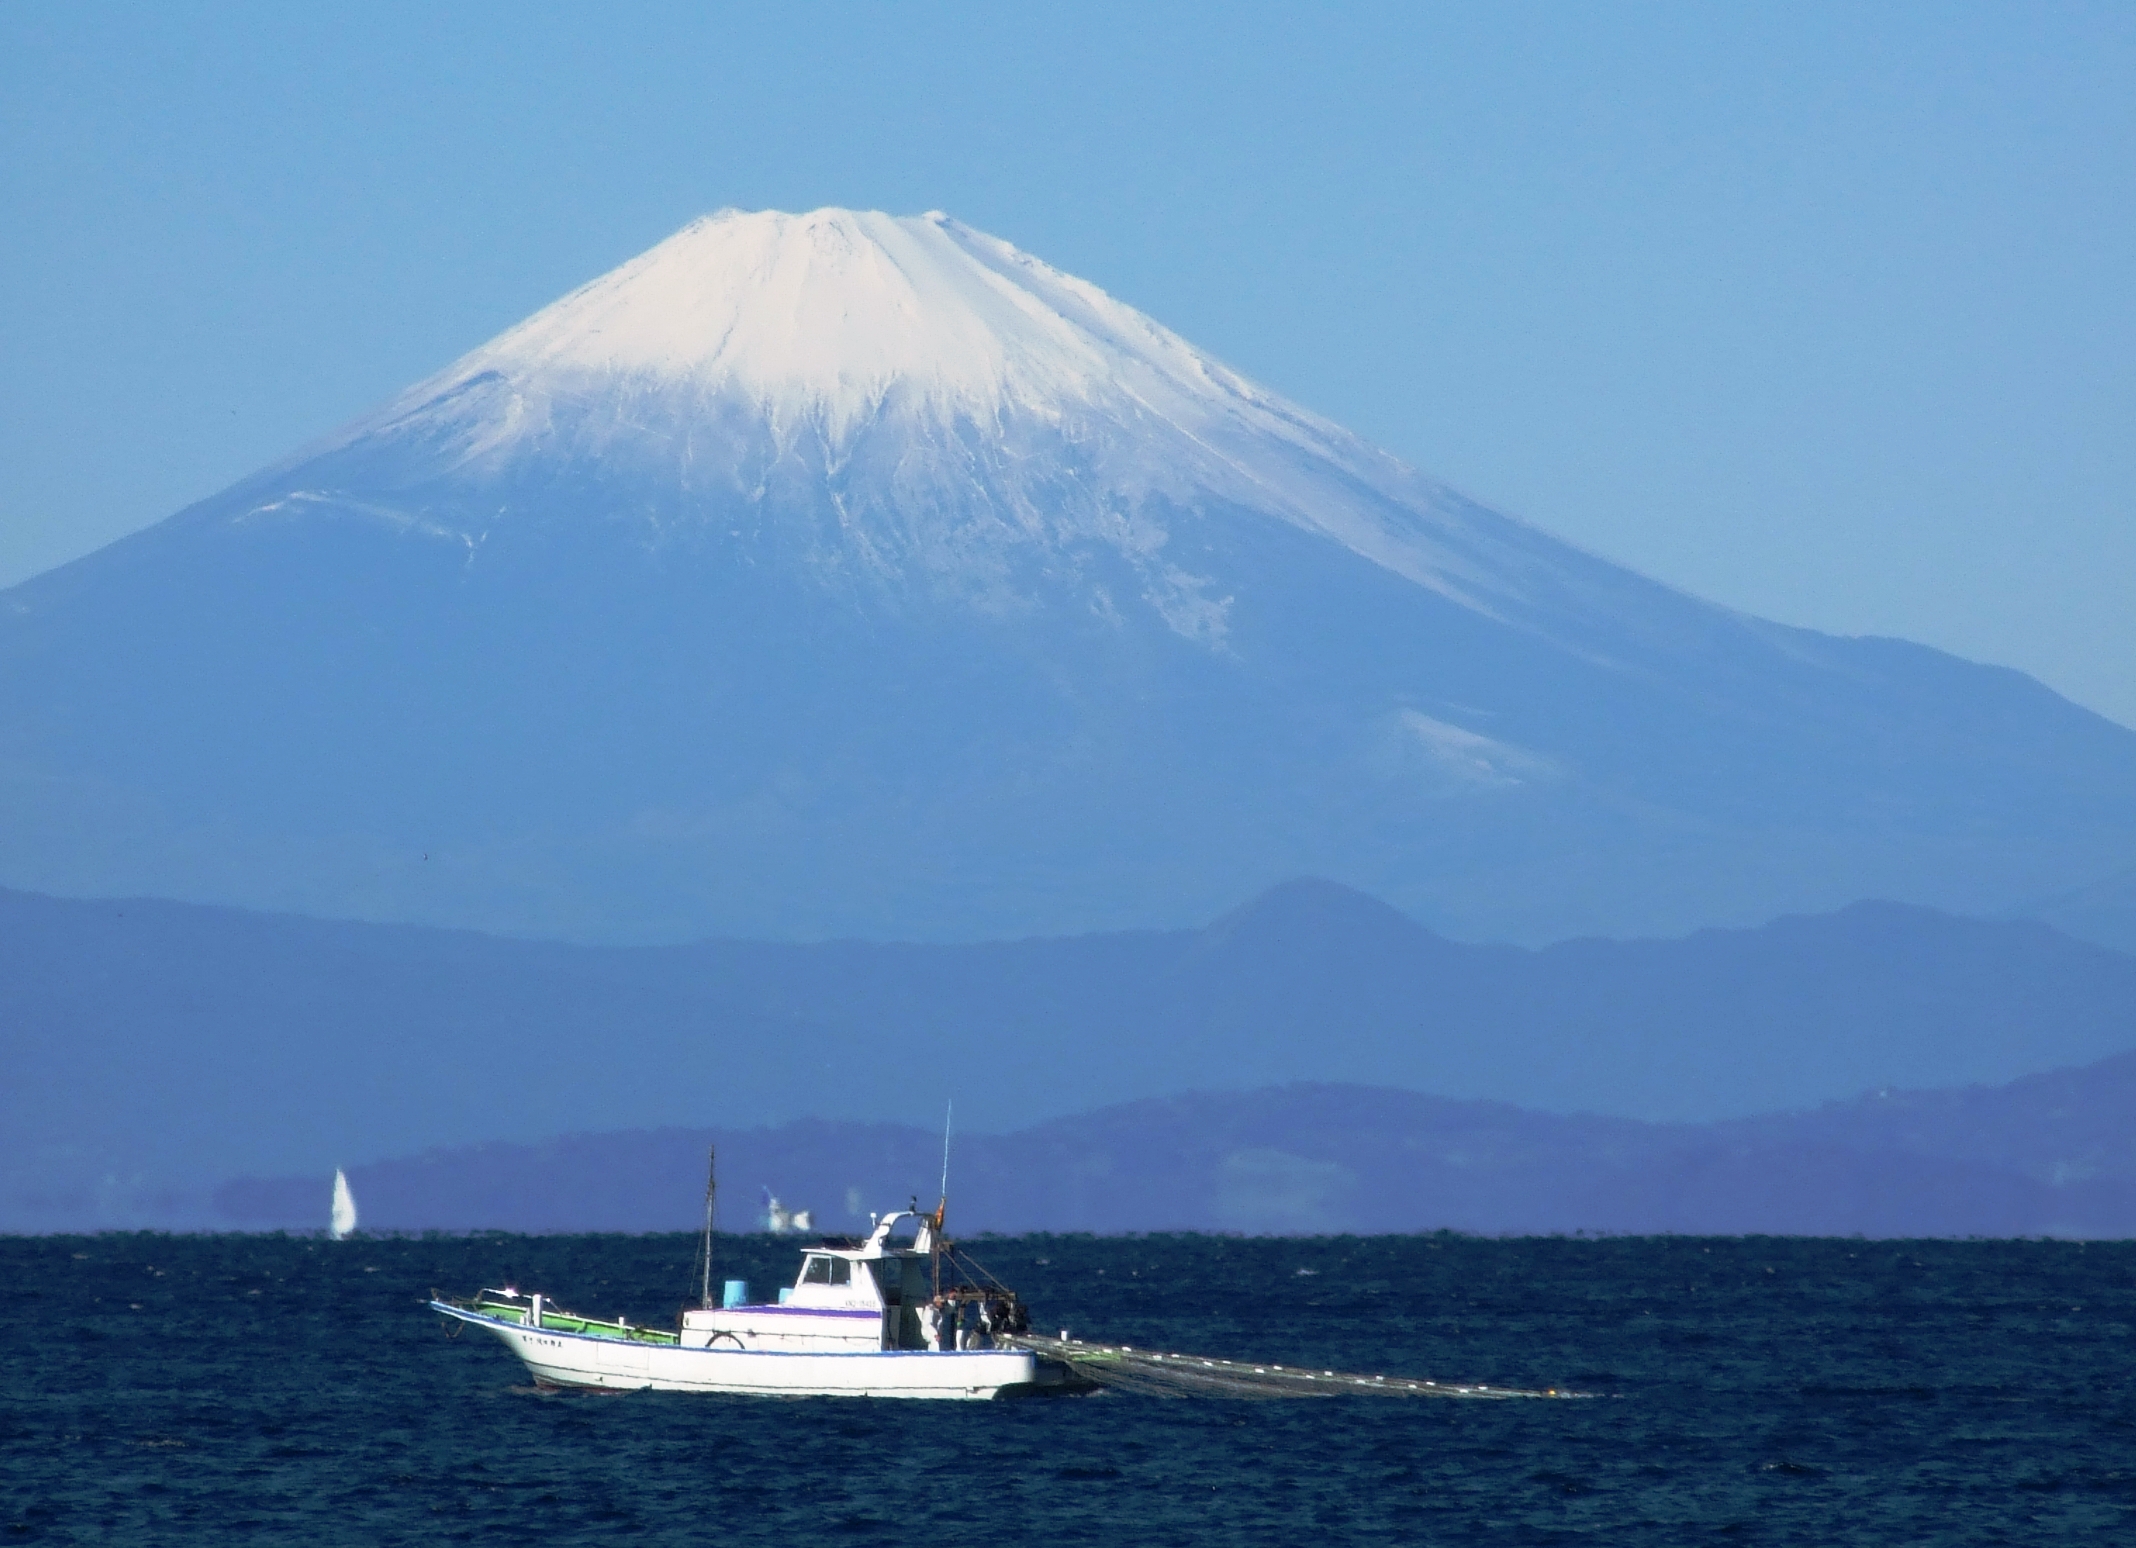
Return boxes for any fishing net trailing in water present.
[1011,1336,1587,1400]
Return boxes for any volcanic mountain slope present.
[2,208,2131,942]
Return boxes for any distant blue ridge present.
[217,1069,2136,1238]
[6,879,2135,1235]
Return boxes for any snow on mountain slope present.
[3,209,2134,945]
[292,209,1662,635]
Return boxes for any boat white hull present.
[432,1302,1081,1400]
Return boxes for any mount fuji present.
[2,208,2131,943]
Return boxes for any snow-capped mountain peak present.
[335,209,1543,622]
[461,209,1211,426]
[5,210,2131,955]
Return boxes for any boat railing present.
[458,1289,681,1346]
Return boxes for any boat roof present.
[801,1208,936,1260]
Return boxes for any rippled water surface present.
[6,1233,2134,1544]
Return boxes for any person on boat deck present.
[921,1295,952,1352]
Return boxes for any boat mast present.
[698,1145,717,1309]
[938,1099,952,1225]
[932,1101,951,1297]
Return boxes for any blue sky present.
[3,2,2131,723]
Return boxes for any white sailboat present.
[329,1168,358,1240]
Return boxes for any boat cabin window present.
[802,1254,852,1286]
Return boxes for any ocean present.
[5,1232,2132,1544]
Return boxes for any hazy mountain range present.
[216,1054,2136,1239]
[9,209,2133,1240]
[9,877,2136,1233]
[2,208,2132,948]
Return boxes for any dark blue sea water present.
[6,1232,2134,1544]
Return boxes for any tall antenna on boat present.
[936,1099,953,1229]
[698,1145,717,1310]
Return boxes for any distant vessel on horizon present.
[329,1169,357,1240]
[762,1187,813,1234]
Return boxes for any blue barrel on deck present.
[722,1279,749,1308]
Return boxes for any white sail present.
[330,1168,358,1240]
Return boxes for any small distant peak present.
[1202,878,1438,952]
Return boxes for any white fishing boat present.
[428,1155,1589,1403]
[429,1150,1090,1399]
